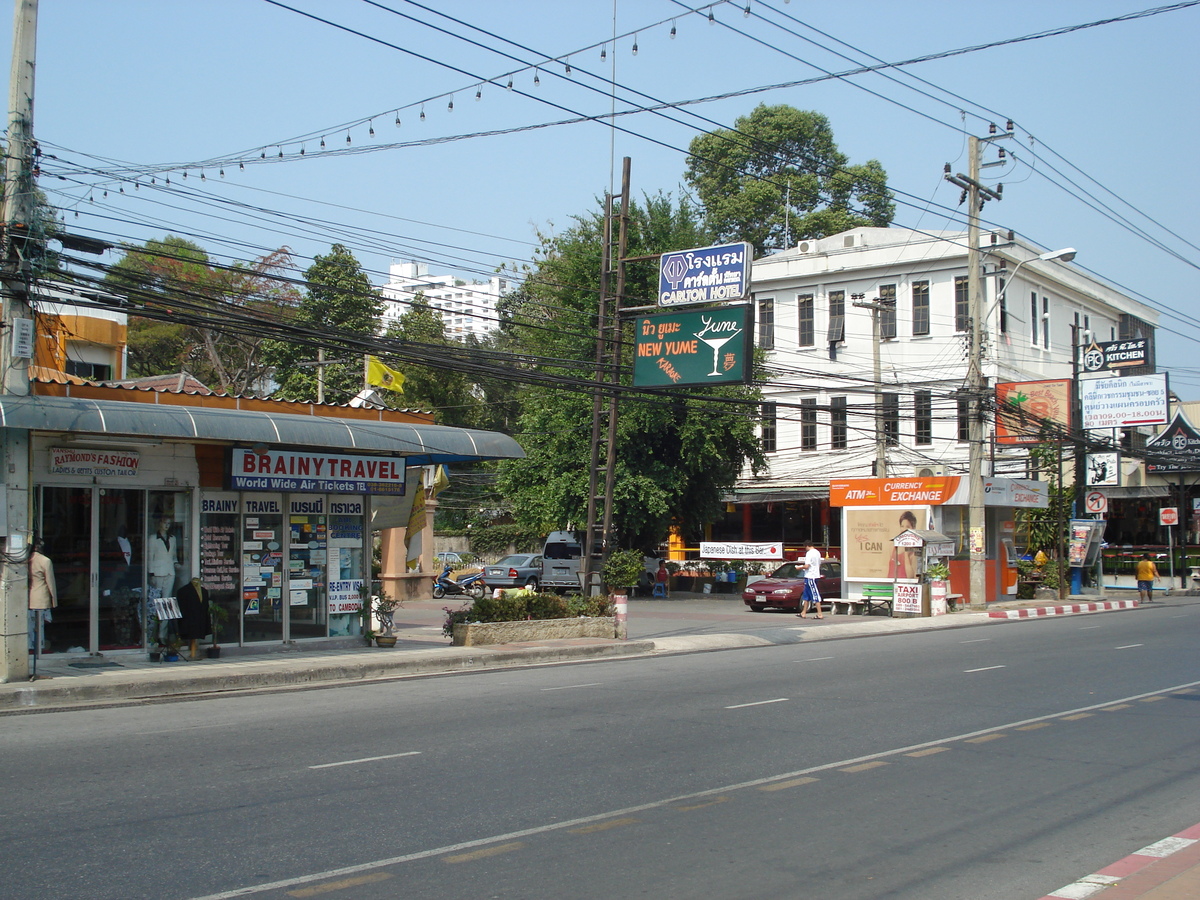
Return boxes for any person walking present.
[798,541,824,619]
[1136,553,1160,603]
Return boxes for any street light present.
[988,247,1077,320]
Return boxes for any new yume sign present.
[632,304,753,388]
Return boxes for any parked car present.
[484,554,543,590]
[742,560,841,612]
[434,551,464,568]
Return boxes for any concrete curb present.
[989,599,1139,619]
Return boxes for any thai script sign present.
[1146,411,1200,473]
[1079,373,1168,430]
[633,304,753,387]
[658,241,752,307]
[50,447,140,477]
[230,448,406,495]
[1081,338,1149,372]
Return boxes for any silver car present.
[485,554,543,590]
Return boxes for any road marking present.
[1115,644,1144,650]
[964,665,1006,673]
[840,761,888,773]
[798,656,835,661]
[134,722,237,736]
[726,698,789,709]
[966,734,1006,743]
[308,751,420,770]
[1063,713,1093,721]
[186,677,1200,900]
[569,817,640,834]
[540,682,603,691]
[1101,704,1132,711]
[443,842,524,863]
[759,777,819,792]
[674,797,730,811]
[1139,696,1166,703]
[286,873,393,896]
[1079,625,1102,630]
[906,747,949,758]
[1017,722,1051,731]
[960,638,991,643]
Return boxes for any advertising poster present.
[843,509,929,580]
[995,379,1072,444]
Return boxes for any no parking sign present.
[1084,491,1107,515]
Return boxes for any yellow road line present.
[759,777,819,792]
[1062,713,1093,721]
[675,796,730,811]
[1017,722,1052,731]
[840,761,889,773]
[1101,704,1132,711]
[287,873,393,896]
[906,747,950,757]
[1139,696,1166,703]
[442,842,525,863]
[568,817,640,834]
[966,733,1006,743]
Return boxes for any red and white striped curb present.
[1037,822,1200,899]
[989,600,1138,619]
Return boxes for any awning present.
[1,395,524,466]
[1099,485,1169,499]
[728,487,830,503]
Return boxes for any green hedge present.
[442,591,613,636]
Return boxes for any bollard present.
[612,593,628,640]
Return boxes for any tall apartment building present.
[715,226,1159,550]
[381,262,511,340]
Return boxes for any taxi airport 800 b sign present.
[632,305,753,388]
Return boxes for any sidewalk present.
[1038,822,1200,900]
[0,592,1172,713]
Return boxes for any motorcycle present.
[432,565,488,600]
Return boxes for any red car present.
[742,560,842,612]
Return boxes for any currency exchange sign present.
[658,241,753,307]
[633,305,754,388]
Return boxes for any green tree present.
[266,244,382,403]
[381,294,481,425]
[105,236,300,393]
[495,191,764,551]
[685,104,894,253]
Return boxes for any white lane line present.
[964,665,1006,673]
[186,676,1200,900]
[1170,614,1187,619]
[540,682,603,692]
[1115,644,1144,650]
[960,638,991,644]
[797,656,835,661]
[1079,625,1102,630]
[133,722,238,736]
[309,751,421,770]
[726,698,789,709]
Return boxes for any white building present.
[722,226,1158,548]
[381,262,512,340]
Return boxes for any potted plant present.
[602,549,645,597]
[146,614,183,661]
[207,601,230,659]
[372,590,403,647]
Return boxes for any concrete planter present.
[452,617,616,647]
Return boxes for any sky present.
[8,0,1200,396]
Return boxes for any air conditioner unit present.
[913,465,947,478]
[796,240,814,254]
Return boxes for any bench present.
[859,584,894,616]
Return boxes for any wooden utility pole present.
[1,0,38,682]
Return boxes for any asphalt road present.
[3,602,1198,899]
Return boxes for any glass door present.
[98,488,145,650]
[38,487,94,654]
[242,499,285,643]
[287,498,328,639]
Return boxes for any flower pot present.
[148,651,161,662]
[164,652,181,662]
[206,646,221,659]
[375,634,398,648]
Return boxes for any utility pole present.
[945,125,1008,608]
[1,0,38,682]
[852,292,892,477]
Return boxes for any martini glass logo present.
[662,252,689,290]
[696,314,742,376]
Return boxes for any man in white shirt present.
[798,541,824,619]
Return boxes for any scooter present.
[432,565,488,600]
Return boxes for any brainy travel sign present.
[658,241,752,307]
[230,449,406,494]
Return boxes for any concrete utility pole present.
[945,126,1007,608]
[1,0,38,682]
[852,292,892,477]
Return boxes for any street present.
[3,602,1199,899]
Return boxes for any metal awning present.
[1,395,525,466]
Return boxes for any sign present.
[50,447,140,477]
[700,541,783,559]
[658,241,753,307]
[1081,338,1149,372]
[1084,491,1108,515]
[632,304,753,388]
[230,448,406,495]
[829,477,1047,510]
[1160,507,1179,526]
[1146,411,1200,473]
[1086,452,1119,486]
[1079,373,1168,430]
[893,583,922,615]
[995,380,1072,444]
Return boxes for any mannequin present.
[175,577,208,661]
[28,540,57,654]
[147,518,179,599]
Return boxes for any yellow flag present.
[366,356,405,393]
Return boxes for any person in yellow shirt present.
[1135,553,1160,603]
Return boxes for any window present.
[1042,296,1050,349]
[915,390,932,445]
[827,290,845,343]
[957,396,971,443]
[761,402,777,453]
[997,277,1008,333]
[800,398,817,450]
[911,281,930,336]
[65,360,113,381]
[798,294,815,347]
[879,284,896,339]
[757,297,774,350]
[955,277,969,332]
[883,393,899,446]
[1030,292,1039,347]
[831,397,848,449]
